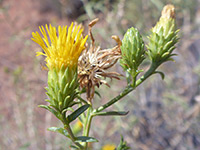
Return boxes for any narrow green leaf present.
[67,104,90,123]
[49,104,60,112]
[61,74,67,91]
[63,95,70,107]
[48,127,69,138]
[75,136,98,143]
[95,90,101,98]
[38,105,61,119]
[58,91,63,105]
[68,101,81,107]
[62,107,74,114]
[70,145,79,149]
[77,96,88,104]
[154,71,165,80]
[94,111,129,116]
[63,83,69,95]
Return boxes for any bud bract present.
[146,4,179,65]
[46,66,78,112]
[120,27,145,79]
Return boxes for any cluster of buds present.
[120,4,179,84]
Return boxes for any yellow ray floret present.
[31,23,88,70]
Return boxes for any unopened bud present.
[147,4,179,64]
[120,27,145,77]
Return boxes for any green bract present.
[42,65,79,121]
[120,27,145,83]
[146,17,179,65]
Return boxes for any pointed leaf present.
[75,136,98,143]
[77,96,88,104]
[154,71,165,80]
[67,104,90,123]
[62,107,74,114]
[68,101,81,107]
[39,105,61,119]
[94,111,129,116]
[48,127,70,138]
[95,90,101,98]
[70,145,79,149]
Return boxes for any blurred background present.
[1,0,200,149]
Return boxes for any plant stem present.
[81,62,158,150]
[94,84,133,113]
[84,114,93,150]
[64,124,84,149]
[85,115,93,137]
[135,62,158,87]
[82,107,93,150]
[83,107,91,135]
[94,63,158,113]
[62,111,83,149]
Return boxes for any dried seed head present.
[78,19,122,102]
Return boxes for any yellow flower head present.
[102,144,116,150]
[32,23,88,70]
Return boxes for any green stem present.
[94,84,133,113]
[94,63,158,113]
[61,113,83,149]
[85,115,93,137]
[64,124,84,149]
[81,62,158,150]
[135,62,158,86]
[131,70,137,87]
[83,107,91,135]
[84,114,93,150]
[82,107,93,150]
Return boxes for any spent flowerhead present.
[78,19,122,102]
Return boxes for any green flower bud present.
[120,27,145,80]
[146,4,179,65]
[46,65,78,113]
